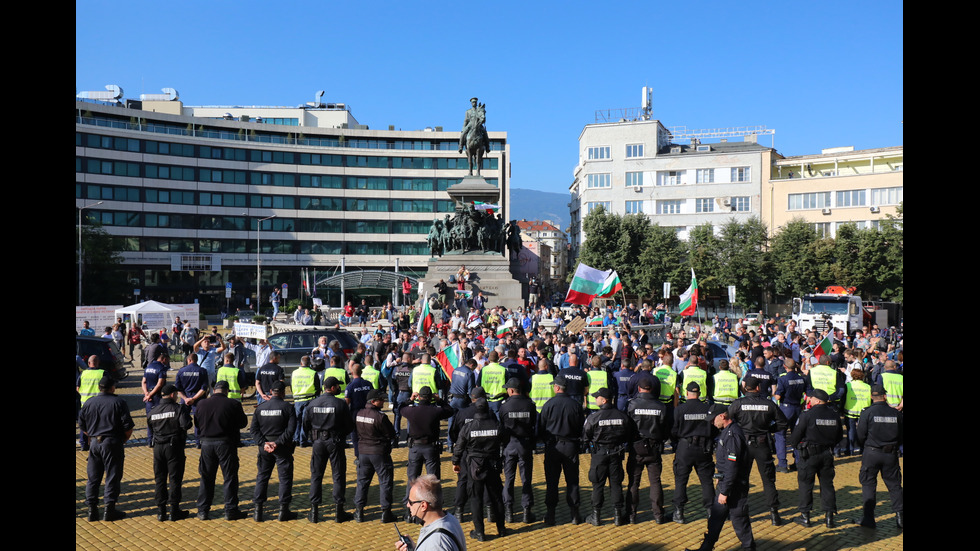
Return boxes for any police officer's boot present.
[170,503,188,521]
[853,501,876,528]
[571,507,582,525]
[895,512,904,530]
[278,504,297,521]
[486,505,497,523]
[87,504,99,522]
[794,512,811,528]
[770,507,782,526]
[157,505,169,522]
[673,506,686,524]
[825,512,835,528]
[684,532,717,551]
[336,508,354,523]
[308,505,319,524]
[497,517,507,538]
[587,507,601,526]
[504,505,514,523]
[523,506,536,523]
[381,507,396,523]
[254,503,264,522]
[354,507,365,523]
[103,503,126,521]
[614,508,625,526]
[544,507,556,526]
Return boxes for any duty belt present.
[866,445,899,454]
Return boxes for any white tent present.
[115,300,180,332]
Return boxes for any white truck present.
[792,292,865,335]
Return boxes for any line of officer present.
[195,380,248,520]
[499,377,537,523]
[626,377,670,524]
[79,375,134,521]
[788,389,844,528]
[452,397,507,542]
[537,372,585,526]
[303,376,354,523]
[353,388,397,523]
[671,382,716,524]
[147,383,193,521]
[398,386,454,511]
[729,375,789,526]
[583,387,636,526]
[854,384,904,530]
[250,381,297,522]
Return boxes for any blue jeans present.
[294,400,312,444]
[393,391,412,435]
[775,404,801,467]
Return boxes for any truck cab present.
[792,293,864,335]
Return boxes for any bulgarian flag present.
[565,263,614,305]
[473,201,499,214]
[588,316,604,326]
[417,297,434,334]
[495,319,514,338]
[436,342,461,379]
[597,270,623,298]
[678,268,698,316]
[812,335,833,359]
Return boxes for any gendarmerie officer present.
[78,376,134,521]
[194,380,248,521]
[499,377,537,523]
[728,375,789,526]
[304,376,354,523]
[583,387,636,526]
[537,372,586,526]
[452,397,507,542]
[671,382,715,525]
[354,388,397,523]
[250,381,297,522]
[391,353,415,442]
[448,386,490,520]
[788,389,844,528]
[148,383,193,521]
[685,409,755,551]
[773,359,807,473]
[854,384,904,530]
[399,386,454,509]
[626,377,670,524]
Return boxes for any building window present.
[587,201,611,213]
[732,196,751,212]
[625,200,643,214]
[626,144,644,158]
[836,190,867,207]
[871,187,903,206]
[788,192,832,210]
[731,167,751,182]
[696,198,714,213]
[626,171,643,187]
[658,171,682,186]
[656,200,682,214]
[812,222,831,237]
[587,173,611,188]
[696,168,714,183]
[587,146,610,160]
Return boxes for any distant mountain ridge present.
[509,188,568,230]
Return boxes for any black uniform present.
[194,393,248,517]
[250,396,297,513]
[78,391,134,516]
[453,410,506,538]
[556,366,588,405]
[701,420,755,551]
[498,392,537,515]
[537,392,586,522]
[583,402,636,522]
[449,398,495,514]
[728,392,789,514]
[399,396,454,503]
[148,397,192,513]
[626,392,670,522]
[856,400,904,527]
[304,391,354,511]
[788,403,843,520]
[743,367,776,399]
[353,402,397,515]
[254,362,285,401]
[671,399,716,516]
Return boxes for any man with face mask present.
[396,474,466,551]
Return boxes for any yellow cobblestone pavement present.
[76,376,903,551]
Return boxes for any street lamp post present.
[78,200,104,305]
[256,214,277,312]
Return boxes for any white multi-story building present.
[516,220,568,288]
[568,117,776,255]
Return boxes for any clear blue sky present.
[76,0,903,193]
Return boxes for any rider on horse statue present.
[459,97,490,176]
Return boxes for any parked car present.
[76,335,127,380]
[236,310,256,323]
[703,340,737,371]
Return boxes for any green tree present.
[769,218,821,299]
[687,223,722,294]
[637,224,687,301]
[717,217,769,308]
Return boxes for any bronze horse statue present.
[459,100,490,176]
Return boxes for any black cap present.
[270,381,286,394]
[743,376,760,391]
[98,376,116,390]
[470,386,486,399]
[161,383,178,395]
[474,397,489,411]
[554,373,567,386]
[323,376,341,389]
[685,381,702,394]
[591,387,612,400]
[367,389,387,401]
[809,389,830,402]
[638,378,654,390]
[214,380,230,391]
[418,386,433,398]
[871,384,887,396]
[503,378,522,390]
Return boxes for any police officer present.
[685,410,755,551]
[626,377,670,524]
[354,389,397,523]
[854,385,904,529]
[529,358,555,413]
[254,351,286,406]
[446,357,477,449]
[557,352,588,407]
[448,386,490,520]
[743,356,776,399]
[216,352,250,402]
[452,397,507,542]
[774,359,807,473]
[291,355,320,447]
[77,355,106,451]
[194,380,248,520]
[142,351,168,446]
[148,383,193,521]
[304,376,354,523]
[585,355,615,415]
[391,353,415,443]
[729,375,789,526]
[399,386,454,510]
[671,382,715,524]
[613,357,635,412]
[499,377,537,523]
[79,376,134,521]
[583,387,635,526]
[175,353,209,446]
[321,355,351,395]
[788,389,844,528]
[537,373,586,526]
[250,381,297,521]
[711,359,739,407]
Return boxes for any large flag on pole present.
[596,270,623,298]
[472,201,500,214]
[565,263,614,305]
[417,297,433,334]
[436,342,461,379]
[678,268,698,316]
[495,319,514,338]
[812,335,833,360]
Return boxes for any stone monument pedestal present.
[421,252,525,312]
